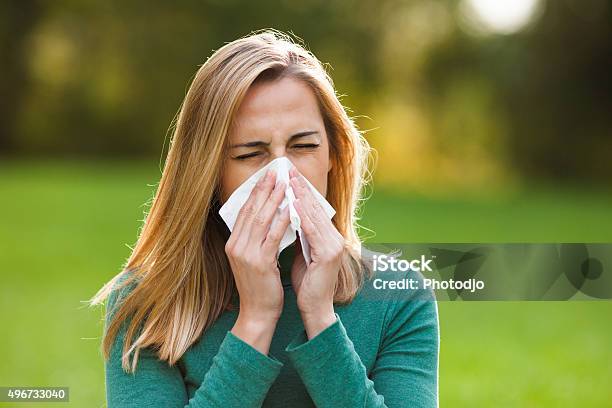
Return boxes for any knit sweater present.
[104,242,439,407]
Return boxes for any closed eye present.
[234,144,320,160]
[234,152,262,160]
[293,143,320,149]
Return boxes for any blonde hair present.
[89,28,375,373]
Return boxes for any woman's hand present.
[289,167,344,339]
[226,169,291,354]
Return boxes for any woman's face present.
[220,76,332,203]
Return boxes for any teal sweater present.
[104,243,439,407]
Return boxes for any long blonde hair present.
[90,29,375,373]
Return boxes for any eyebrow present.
[230,130,319,149]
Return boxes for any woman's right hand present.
[225,169,290,354]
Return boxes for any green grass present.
[1,159,611,407]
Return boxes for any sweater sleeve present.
[104,278,284,407]
[284,288,439,407]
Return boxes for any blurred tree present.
[0,0,45,153]
[424,0,612,183]
[1,0,610,187]
[3,0,388,157]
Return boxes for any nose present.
[263,148,298,174]
[269,146,288,161]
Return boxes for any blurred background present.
[0,0,610,406]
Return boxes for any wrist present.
[300,306,337,340]
[231,312,278,355]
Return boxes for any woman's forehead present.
[230,78,323,141]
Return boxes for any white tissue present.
[218,156,335,264]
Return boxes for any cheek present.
[218,177,230,204]
[219,165,243,203]
[221,159,272,202]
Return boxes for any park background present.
[1,0,611,406]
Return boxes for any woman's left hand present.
[289,167,344,339]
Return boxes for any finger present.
[293,198,324,248]
[303,173,335,229]
[290,174,331,236]
[237,171,277,251]
[249,179,288,244]
[290,173,317,214]
[289,173,309,205]
[250,169,277,218]
[234,169,276,245]
[262,205,291,254]
[230,169,269,240]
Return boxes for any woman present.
[91,29,439,407]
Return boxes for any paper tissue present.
[218,156,335,264]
